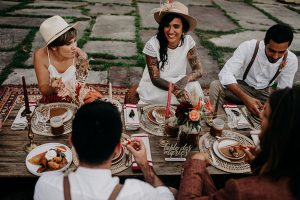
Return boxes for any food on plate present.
[229,146,240,158]
[50,107,68,119]
[28,145,68,173]
[122,138,141,151]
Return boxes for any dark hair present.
[71,101,122,165]
[264,24,293,46]
[156,13,190,70]
[251,86,300,198]
[48,27,77,48]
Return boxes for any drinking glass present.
[36,105,50,133]
[155,112,169,147]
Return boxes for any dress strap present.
[46,47,51,66]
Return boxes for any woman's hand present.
[190,152,211,166]
[243,147,257,163]
[173,88,190,103]
[50,77,64,93]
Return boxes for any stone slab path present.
[91,15,135,40]
[213,0,276,30]
[0,0,299,89]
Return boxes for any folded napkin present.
[11,105,36,130]
[124,104,140,131]
[250,130,260,146]
[131,133,153,170]
[223,104,251,129]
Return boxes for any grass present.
[0,28,38,84]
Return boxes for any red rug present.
[0,84,129,121]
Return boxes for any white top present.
[34,167,174,200]
[47,48,76,86]
[137,35,204,104]
[219,39,298,89]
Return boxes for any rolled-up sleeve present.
[219,41,253,86]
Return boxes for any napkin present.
[223,104,251,129]
[11,105,36,130]
[131,133,153,170]
[124,104,140,131]
[250,130,260,146]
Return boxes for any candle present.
[108,82,113,101]
[22,76,31,114]
[165,82,172,119]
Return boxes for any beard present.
[267,56,280,63]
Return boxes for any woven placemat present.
[199,130,254,173]
[140,104,176,136]
[72,133,132,174]
[31,103,77,136]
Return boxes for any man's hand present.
[126,138,148,167]
[243,95,263,116]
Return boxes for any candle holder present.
[159,123,169,147]
[24,112,37,153]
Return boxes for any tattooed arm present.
[174,47,203,90]
[146,55,190,102]
[146,55,169,90]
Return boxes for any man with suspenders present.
[210,24,298,117]
[34,101,175,200]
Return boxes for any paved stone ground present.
[1,0,299,87]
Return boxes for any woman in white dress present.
[34,15,88,97]
[137,1,204,104]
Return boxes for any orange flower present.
[189,110,200,121]
[83,90,102,104]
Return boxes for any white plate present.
[63,109,73,123]
[218,138,245,160]
[213,140,244,163]
[26,143,72,176]
[102,98,122,112]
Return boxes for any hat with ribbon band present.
[152,1,197,31]
[39,15,79,46]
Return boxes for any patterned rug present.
[0,84,128,121]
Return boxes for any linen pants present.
[209,80,270,106]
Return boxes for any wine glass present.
[36,105,50,134]
[155,112,169,147]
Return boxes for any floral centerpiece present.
[175,93,215,148]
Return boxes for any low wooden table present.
[0,103,252,195]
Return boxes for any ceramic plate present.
[102,98,122,112]
[26,143,72,176]
[213,140,245,163]
[147,107,175,125]
[62,109,73,123]
[217,138,246,160]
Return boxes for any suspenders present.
[242,40,288,86]
[63,175,123,200]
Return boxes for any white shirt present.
[137,35,204,104]
[219,39,298,89]
[34,167,174,200]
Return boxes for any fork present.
[124,148,131,167]
[204,137,218,166]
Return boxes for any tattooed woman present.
[137,1,204,104]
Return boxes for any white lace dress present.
[137,35,204,104]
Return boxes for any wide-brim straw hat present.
[39,15,79,46]
[152,1,197,32]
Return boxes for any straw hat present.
[152,1,197,31]
[39,15,79,46]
